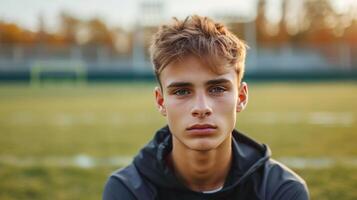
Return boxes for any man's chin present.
[186,139,220,151]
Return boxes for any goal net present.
[30,60,87,86]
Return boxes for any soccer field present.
[0,82,356,199]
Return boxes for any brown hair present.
[150,15,247,87]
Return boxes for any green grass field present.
[0,82,356,199]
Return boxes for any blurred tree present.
[0,21,32,44]
[112,27,132,56]
[255,0,290,45]
[37,13,46,44]
[86,18,114,48]
[293,0,343,43]
[1,2,355,57]
[344,21,357,44]
[255,0,356,45]
[60,11,81,45]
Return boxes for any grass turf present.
[0,82,356,199]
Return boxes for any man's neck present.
[169,135,232,192]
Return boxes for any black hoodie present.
[103,126,309,200]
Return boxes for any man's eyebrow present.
[166,82,193,89]
[166,79,232,89]
[206,78,232,85]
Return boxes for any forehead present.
[160,56,238,88]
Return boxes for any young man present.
[103,15,309,200]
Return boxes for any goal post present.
[30,60,87,86]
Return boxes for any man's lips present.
[186,124,217,130]
[186,124,217,135]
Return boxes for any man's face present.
[155,56,248,151]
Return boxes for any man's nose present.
[191,92,212,118]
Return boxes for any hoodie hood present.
[133,125,271,193]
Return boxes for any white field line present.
[0,155,132,168]
[244,112,355,126]
[0,155,357,169]
[4,111,355,127]
[277,157,357,169]
[6,112,157,126]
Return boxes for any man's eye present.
[173,89,190,96]
[209,86,226,94]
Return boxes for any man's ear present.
[154,86,167,116]
[236,82,248,112]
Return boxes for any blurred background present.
[0,0,356,199]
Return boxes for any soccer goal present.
[30,60,87,86]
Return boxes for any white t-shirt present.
[202,186,223,194]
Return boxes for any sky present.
[0,0,258,31]
[0,0,355,32]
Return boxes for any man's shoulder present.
[262,158,309,199]
[265,158,306,184]
[103,164,156,200]
[103,173,136,200]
